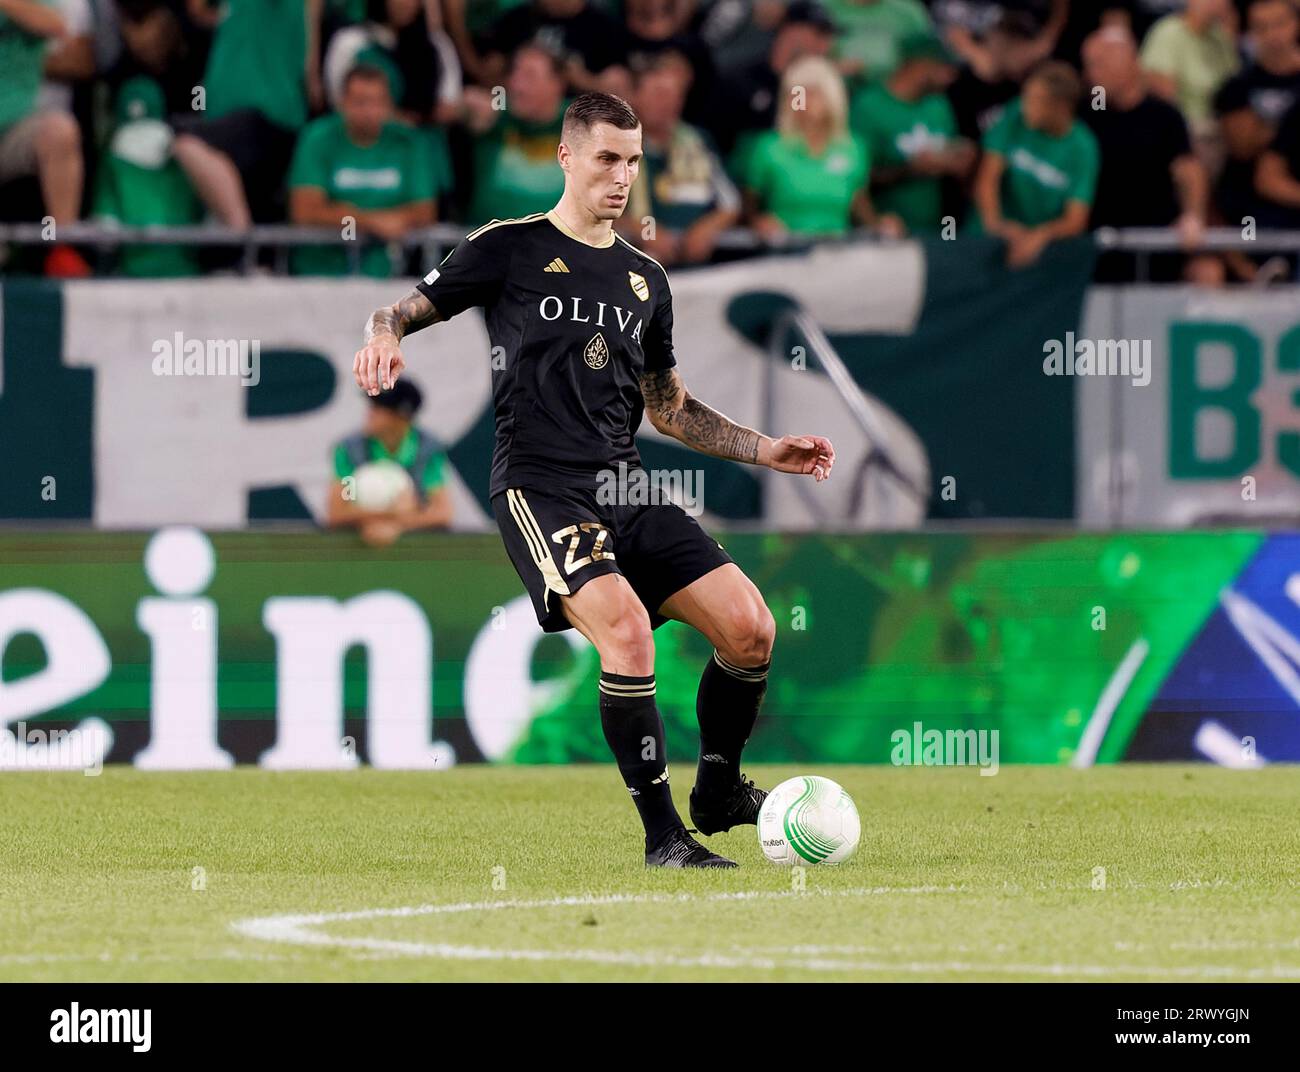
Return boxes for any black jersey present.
[415,210,676,498]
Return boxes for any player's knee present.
[719,598,775,667]
[600,604,654,670]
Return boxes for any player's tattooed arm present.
[640,368,837,480]
[355,289,441,394]
[639,368,764,465]
[363,288,441,345]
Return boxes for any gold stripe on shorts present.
[507,489,570,597]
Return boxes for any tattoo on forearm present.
[679,396,762,463]
[640,369,762,464]
[364,288,440,345]
[639,368,679,413]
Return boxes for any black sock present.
[695,650,770,799]
[598,672,682,848]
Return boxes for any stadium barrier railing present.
[4,224,1298,279]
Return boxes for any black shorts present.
[492,483,734,633]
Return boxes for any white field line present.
[229,886,1300,979]
[0,949,311,965]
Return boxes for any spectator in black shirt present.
[947,12,1052,142]
[479,0,629,95]
[623,0,718,130]
[1256,100,1300,227]
[1082,25,1210,281]
[1214,0,1300,227]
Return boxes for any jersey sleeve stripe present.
[466,212,548,242]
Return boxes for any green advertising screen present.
[0,529,1262,769]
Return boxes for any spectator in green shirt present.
[850,31,974,234]
[462,42,568,226]
[745,54,900,242]
[973,61,1098,267]
[0,0,91,277]
[173,0,323,227]
[328,378,453,546]
[288,63,440,277]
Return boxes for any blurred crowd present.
[2,0,1299,283]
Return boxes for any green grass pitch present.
[2,764,1298,982]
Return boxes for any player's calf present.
[693,647,771,805]
[598,670,687,852]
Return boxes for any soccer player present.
[353,93,835,868]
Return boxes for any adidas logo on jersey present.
[543,258,570,273]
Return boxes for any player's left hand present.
[353,335,406,395]
[764,435,835,482]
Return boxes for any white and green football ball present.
[352,459,416,509]
[758,776,860,866]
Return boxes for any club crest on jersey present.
[628,271,649,302]
[584,332,610,370]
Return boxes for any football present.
[352,460,416,509]
[758,775,861,866]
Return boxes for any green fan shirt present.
[289,115,446,277]
[982,99,1099,227]
[0,4,51,133]
[851,81,958,232]
[745,130,870,237]
[203,0,309,131]
[333,428,447,495]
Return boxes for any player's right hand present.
[353,336,406,395]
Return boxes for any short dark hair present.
[1027,60,1083,109]
[782,0,835,35]
[510,41,565,79]
[562,92,640,143]
[370,378,422,418]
